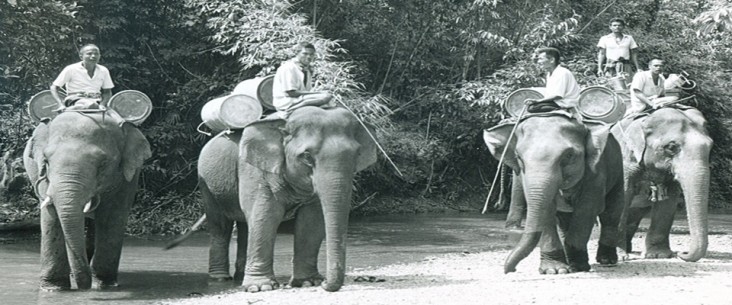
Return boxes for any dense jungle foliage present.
[2,0,732,235]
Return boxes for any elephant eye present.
[300,151,315,167]
[664,141,680,156]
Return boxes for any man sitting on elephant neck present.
[523,47,582,114]
[50,44,114,111]
[272,42,335,116]
[624,59,679,117]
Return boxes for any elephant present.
[611,107,712,261]
[23,110,151,291]
[197,106,377,292]
[483,113,625,274]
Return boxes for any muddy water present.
[0,213,513,305]
[1,213,730,305]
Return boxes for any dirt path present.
[159,233,732,305]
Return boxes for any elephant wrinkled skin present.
[611,107,712,262]
[484,114,624,274]
[23,111,152,291]
[197,106,377,292]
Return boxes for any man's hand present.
[524,99,538,106]
[597,69,604,77]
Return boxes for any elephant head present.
[23,111,151,290]
[484,115,612,273]
[618,107,712,262]
[239,106,377,291]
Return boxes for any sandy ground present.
[159,232,732,305]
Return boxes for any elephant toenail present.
[302,281,312,287]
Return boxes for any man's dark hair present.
[536,47,561,64]
[609,17,626,26]
[78,44,100,55]
[297,42,316,51]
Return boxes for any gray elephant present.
[23,110,151,291]
[197,106,377,292]
[611,107,712,261]
[483,113,624,274]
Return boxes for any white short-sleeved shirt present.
[52,62,114,95]
[544,65,581,108]
[597,34,638,61]
[630,70,665,103]
[272,59,312,111]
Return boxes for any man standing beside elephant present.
[524,47,582,114]
[50,44,115,111]
[597,18,642,77]
[272,42,334,115]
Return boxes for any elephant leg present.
[89,192,133,288]
[538,214,569,274]
[290,203,325,288]
[39,204,71,291]
[207,212,234,282]
[624,204,651,253]
[505,172,525,230]
[233,221,248,283]
[242,198,285,292]
[200,182,235,282]
[560,194,599,272]
[644,192,680,259]
[596,184,623,266]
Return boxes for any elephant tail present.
[163,214,207,250]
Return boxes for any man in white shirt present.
[50,44,114,110]
[272,42,333,113]
[597,18,642,77]
[524,47,582,113]
[625,59,678,116]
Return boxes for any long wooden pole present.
[482,105,528,214]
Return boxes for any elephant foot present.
[644,247,676,259]
[39,278,71,292]
[539,251,571,274]
[565,246,591,272]
[321,279,344,292]
[289,274,324,288]
[233,271,244,283]
[208,272,233,282]
[92,277,119,289]
[242,275,279,292]
[595,243,618,266]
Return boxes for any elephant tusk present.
[40,196,52,209]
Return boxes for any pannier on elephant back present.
[232,75,276,111]
[200,94,263,133]
[577,86,625,124]
[28,90,64,124]
[504,87,545,117]
[108,90,153,125]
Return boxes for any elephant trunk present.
[316,169,354,292]
[48,174,95,289]
[504,171,559,273]
[675,161,710,262]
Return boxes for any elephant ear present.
[240,119,286,174]
[354,122,378,172]
[483,124,518,170]
[584,121,612,173]
[681,108,708,130]
[121,123,152,182]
